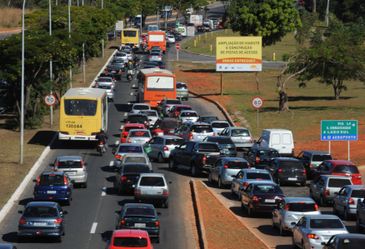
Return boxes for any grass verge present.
[0,7,22,28]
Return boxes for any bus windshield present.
[147,76,174,89]
[123,30,137,37]
[64,99,97,116]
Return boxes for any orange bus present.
[147,31,166,52]
[138,68,176,107]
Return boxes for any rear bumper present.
[34,195,71,202]
[135,195,168,202]
[18,227,63,237]
[278,175,306,184]
[68,174,87,183]
[58,132,97,141]
[251,203,278,213]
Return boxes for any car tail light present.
[314,203,319,210]
[324,189,330,196]
[224,164,229,169]
[188,133,193,140]
[278,168,283,173]
[302,169,306,175]
[54,218,63,224]
[255,156,260,164]
[284,204,290,211]
[202,155,207,165]
[307,233,319,239]
[134,188,141,196]
[19,217,27,225]
[119,219,126,226]
[163,146,169,151]
[35,176,40,185]
[115,154,122,160]
[348,198,355,205]
[252,196,260,202]
[63,176,68,185]
[309,163,315,169]
[155,221,160,227]
[163,189,169,197]
[242,182,249,188]
[127,138,132,143]
[121,176,127,182]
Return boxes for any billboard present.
[216,36,262,72]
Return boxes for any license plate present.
[33,222,47,226]
[47,191,56,194]
[134,223,146,228]
[265,199,276,203]
[288,177,297,181]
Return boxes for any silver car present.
[51,155,88,188]
[209,157,250,188]
[112,143,146,162]
[333,184,365,220]
[272,197,321,235]
[179,110,199,123]
[176,82,189,100]
[158,99,182,116]
[134,173,169,208]
[176,122,214,142]
[211,120,231,135]
[220,127,254,150]
[95,77,115,101]
[309,175,353,206]
[126,129,152,145]
[292,215,348,249]
[130,103,151,114]
[114,51,128,62]
[140,110,160,127]
[145,135,184,163]
[117,153,152,170]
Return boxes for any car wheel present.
[168,159,175,170]
[300,181,306,186]
[191,164,199,177]
[155,237,160,243]
[163,200,169,209]
[218,178,223,189]
[64,200,71,206]
[83,182,87,188]
[343,208,349,220]
[55,236,62,243]
[356,217,363,232]
[157,153,164,163]
[279,222,285,236]
[208,173,213,184]
[332,204,338,215]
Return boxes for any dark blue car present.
[33,171,72,205]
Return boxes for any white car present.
[114,52,128,62]
[166,34,175,43]
[126,129,152,145]
[118,153,152,170]
[211,120,230,135]
[134,173,169,208]
[179,110,199,123]
[140,110,160,127]
[130,103,151,114]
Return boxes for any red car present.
[107,229,153,249]
[313,160,362,185]
[120,123,146,143]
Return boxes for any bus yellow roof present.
[139,68,174,76]
[123,28,139,31]
[62,88,106,99]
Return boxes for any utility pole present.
[20,0,26,164]
[49,0,53,128]
[68,0,72,88]
[325,0,330,27]
[82,43,86,83]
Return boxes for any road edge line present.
[190,180,207,249]
[0,133,57,224]
[199,179,271,249]
[189,90,235,127]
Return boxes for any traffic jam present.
[5,21,365,249]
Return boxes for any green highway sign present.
[321,120,358,141]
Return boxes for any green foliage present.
[228,0,302,46]
[331,0,365,23]
[295,9,317,45]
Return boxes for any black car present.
[151,118,181,136]
[125,113,149,127]
[106,64,123,80]
[116,203,160,243]
[246,147,280,168]
[296,150,332,178]
[266,157,306,186]
[240,182,285,217]
[142,61,165,69]
[18,201,67,242]
[323,233,365,249]
[197,116,219,124]
[203,136,237,157]
[114,163,151,194]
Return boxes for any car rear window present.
[57,160,82,169]
[123,165,150,174]
[125,207,155,217]
[118,145,143,153]
[24,206,58,218]
[312,154,332,161]
[199,116,218,123]
[207,137,234,144]
[246,172,272,180]
[98,85,112,90]
[211,122,230,128]
[130,131,150,137]
[278,160,304,169]
[98,77,112,82]
[258,150,280,157]
[225,161,249,169]
[139,176,165,186]
[351,189,365,198]
[333,165,359,174]
[166,100,181,105]
[165,138,184,145]
[39,174,65,186]
[309,219,344,229]
[124,126,143,132]
[177,83,187,89]
[231,129,250,137]
[124,157,147,164]
[191,125,213,133]
[181,112,197,117]
[177,106,192,111]
[127,116,148,123]
[198,143,220,152]
[287,203,317,212]
[253,184,283,194]
[133,105,149,110]
[142,111,158,117]
[113,237,148,247]
[337,238,365,249]
[328,178,352,187]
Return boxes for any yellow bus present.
[58,88,108,141]
[121,28,140,49]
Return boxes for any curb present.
[0,134,57,224]
[199,180,271,249]
[190,180,207,249]
[189,90,236,127]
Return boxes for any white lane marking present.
[124,112,128,116]
[130,92,133,96]
[109,161,114,167]
[132,84,136,88]
[101,187,106,196]
[90,222,98,234]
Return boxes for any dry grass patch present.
[0,7,21,28]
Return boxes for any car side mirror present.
[32,179,37,183]
[18,210,23,214]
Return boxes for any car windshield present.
[24,206,58,218]
[125,207,155,217]
[165,138,184,145]
[312,154,332,161]
[133,105,149,110]
[246,172,272,180]
[127,116,148,123]
[56,160,82,169]
[231,129,250,137]
[124,157,147,164]
[166,100,181,105]
[39,174,65,186]
[336,238,365,249]
[198,144,220,152]
[225,161,249,169]
[191,125,213,133]
[123,165,150,173]
[97,77,112,82]
[351,189,365,197]
[150,52,161,56]
[212,122,230,128]
[309,219,344,229]
[333,165,359,174]
[139,176,165,186]
[118,145,143,153]
[328,178,352,187]
[113,237,148,247]
[278,160,304,169]
[286,203,317,212]
[253,184,282,194]
[130,131,150,137]
[181,112,197,117]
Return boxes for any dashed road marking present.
[101,187,106,197]
[90,222,98,234]
[124,112,128,116]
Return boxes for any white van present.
[254,129,294,156]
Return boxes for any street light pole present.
[325,0,330,27]
[20,0,26,164]
[101,0,103,9]
[68,0,72,88]
[49,0,53,128]
[82,43,86,83]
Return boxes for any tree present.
[332,0,365,23]
[228,0,301,46]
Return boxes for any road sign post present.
[320,120,358,160]
[252,96,264,129]
[44,94,57,106]
[176,43,180,61]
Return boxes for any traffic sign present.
[175,43,180,50]
[44,94,56,106]
[251,96,264,109]
[321,120,358,141]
